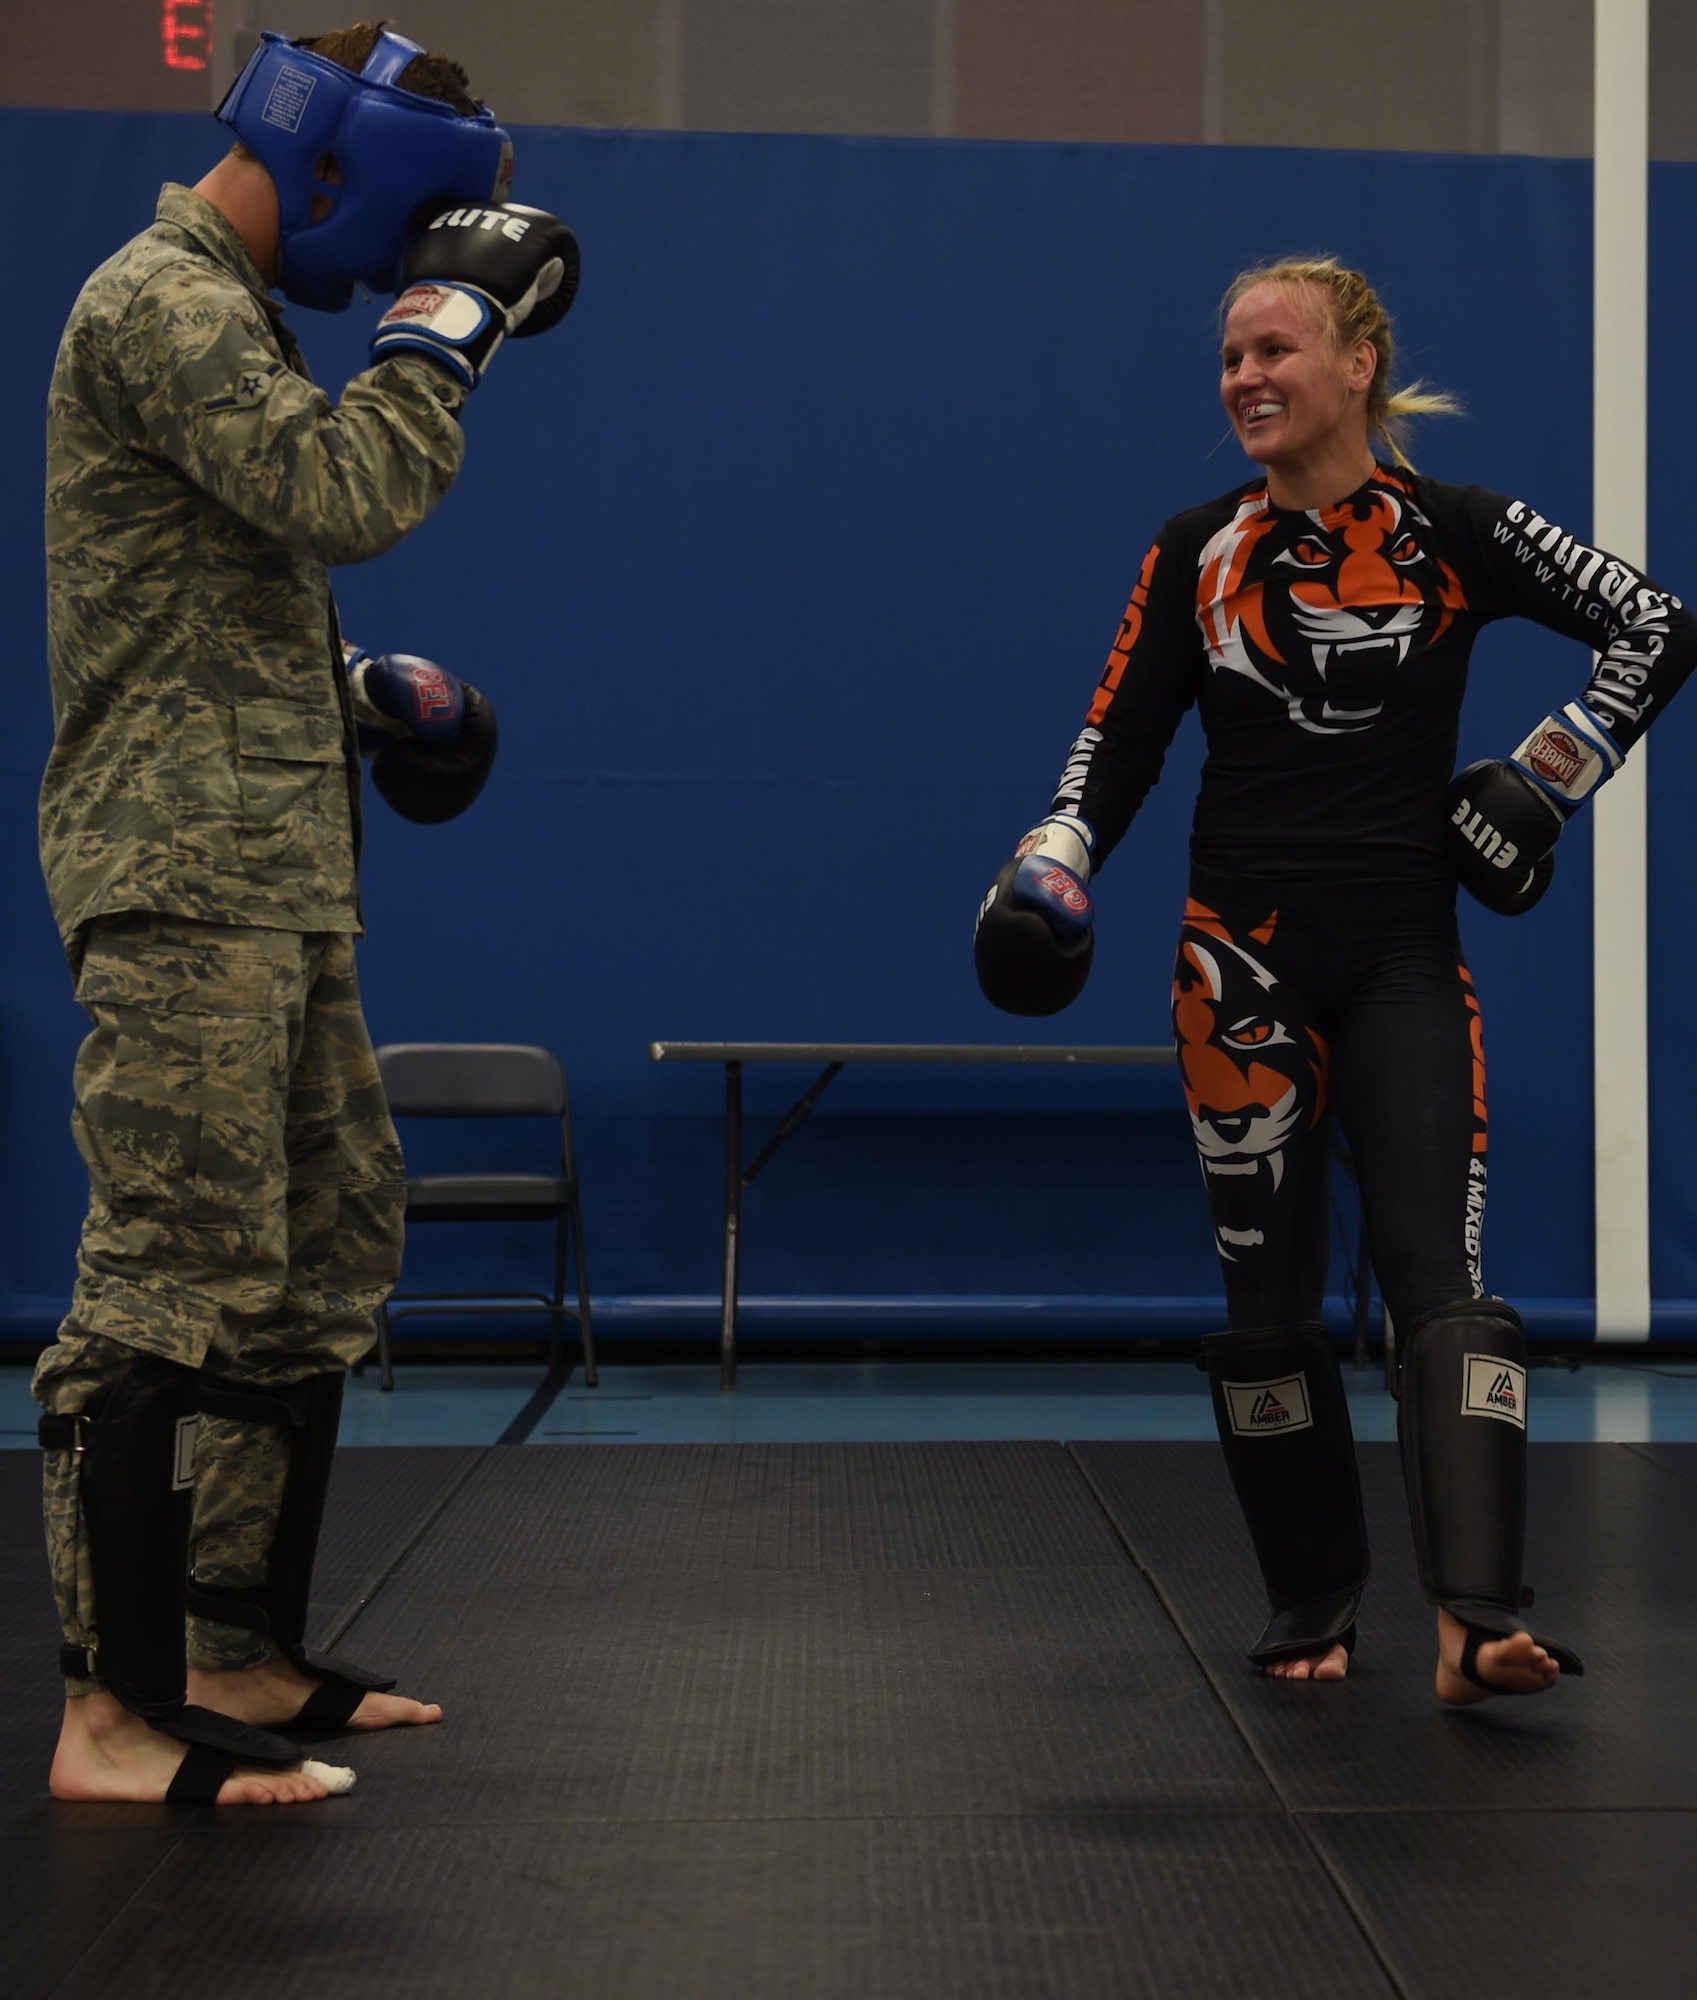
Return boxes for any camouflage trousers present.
[34,914,405,1686]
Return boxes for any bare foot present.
[1262,1644,1350,1682]
[190,1659,441,1732]
[50,1692,348,1805]
[1434,1607,1561,1705]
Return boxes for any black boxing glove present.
[974,817,1096,1016]
[371,683,498,825]
[1459,838,1555,917]
[1446,761,1562,916]
[370,203,581,389]
[1448,703,1624,917]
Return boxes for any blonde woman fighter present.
[975,257,1696,1699]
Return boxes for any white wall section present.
[1592,0,1651,1340]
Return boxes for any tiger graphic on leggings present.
[1172,899,1327,1262]
[1171,897,1488,1324]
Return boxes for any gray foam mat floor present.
[2,1438,1690,1997]
[48,1815,1396,2000]
[1305,1810,1697,2000]
[303,1445,486,1648]
[1073,1439,1697,1810]
[1624,1439,1697,1484]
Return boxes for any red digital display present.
[162,0,212,72]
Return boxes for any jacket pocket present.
[234,698,345,868]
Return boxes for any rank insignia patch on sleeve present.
[204,356,280,411]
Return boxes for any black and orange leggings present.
[1171,886,1487,1333]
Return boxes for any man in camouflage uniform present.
[34,24,574,1805]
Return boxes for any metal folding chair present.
[372,1042,597,1392]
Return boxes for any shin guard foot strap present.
[1205,1323,1370,1663]
[1249,1589,1362,1667]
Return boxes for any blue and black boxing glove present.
[1448,701,1622,916]
[370,203,580,390]
[346,647,466,749]
[974,816,1096,1016]
[344,645,498,825]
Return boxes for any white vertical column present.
[1592,0,1651,1341]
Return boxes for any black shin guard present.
[186,1371,394,1718]
[1204,1324,1370,1665]
[38,1361,298,1768]
[1397,1297,1583,1676]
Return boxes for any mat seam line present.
[1291,1802,1697,1816]
[146,1801,1697,1837]
[1619,1440,1697,1482]
[147,1799,1697,1840]
[315,1447,496,1653]
[44,1831,189,2000]
[1062,1442,1413,2000]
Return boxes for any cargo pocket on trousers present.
[72,1001,209,1208]
[74,943,286,1218]
[235,697,345,871]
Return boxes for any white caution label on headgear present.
[1461,1354,1526,1428]
[1221,1373,1313,1438]
[262,65,317,136]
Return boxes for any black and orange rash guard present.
[1052,464,1697,893]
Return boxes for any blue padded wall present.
[3,109,1685,1340]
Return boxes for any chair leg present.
[377,1300,395,1393]
[570,1199,597,1387]
[548,1214,567,1375]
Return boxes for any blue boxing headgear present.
[216,29,513,313]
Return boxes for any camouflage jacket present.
[40,183,470,954]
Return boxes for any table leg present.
[721,1061,743,1389]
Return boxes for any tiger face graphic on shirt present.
[1195,480,1466,736]
[1051,467,1692,891]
